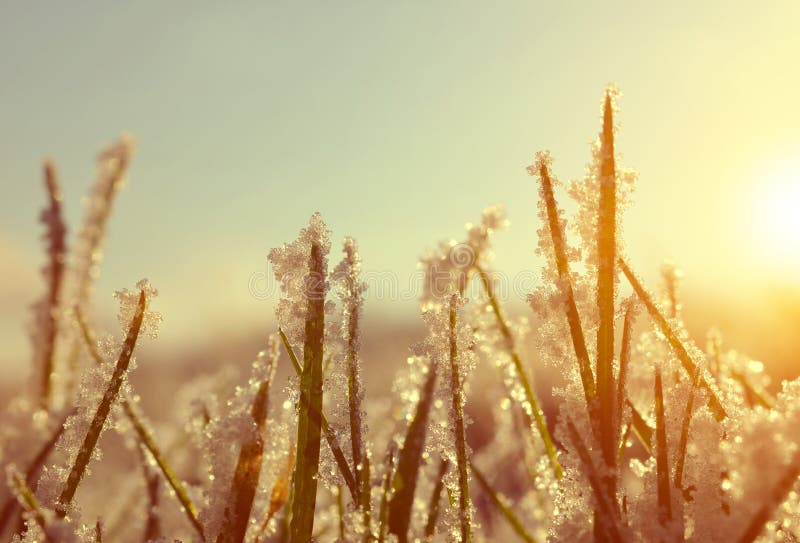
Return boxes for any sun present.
[756,164,800,265]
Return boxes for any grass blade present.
[8,467,48,533]
[56,289,147,517]
[735,449,800,543]
[278,328,358,499]
[77,307,205,539]
[619,258,727,420]
[0,410,72,536]
[475,264,562,478]
[447,294,472,543]
[423,458,449,538]
[378,442,398,543]
[532,157,596,405]
[217,346,277,543]
[289,239,327,542]
[626,399,654,455]
[616,302,634,461]
[140,455,162,543]
[470,462,539,543]
[674,362,702,492]
[565,419,625,543]
[596,90,618,471]
[36,160,67,410]
[255,445,295,542]
[387,362,438,542]
[654,368,672,526]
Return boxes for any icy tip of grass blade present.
[56,287,148,518]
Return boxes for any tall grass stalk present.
[339,239,371,521]
[596,91,618,472]
[56,288,147,517]
[289,240,327,541]
[474,264,562,478]
[447,294,472,542]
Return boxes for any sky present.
[2,2,800,374]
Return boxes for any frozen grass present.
[2,89,800,543]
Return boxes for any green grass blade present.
[278,328,358,499]
[387,362,438,542]
[654,368,672,526]
[470,462,539,543]
[56,289,147,517]
[475,264,562,479]
[619,258,727,420]
[289,240,327,542]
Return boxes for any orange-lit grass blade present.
[619,258,727,420]
[217,350,277,543]
[654,369,672,526]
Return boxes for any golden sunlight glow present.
[757,164,800,266]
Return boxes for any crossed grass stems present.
[3,90,789,543]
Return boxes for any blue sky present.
[2,2,800,371]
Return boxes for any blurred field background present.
[2,1,800,407]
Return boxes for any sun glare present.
[757,164,800,265]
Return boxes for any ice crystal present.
[418,205,507,306]
[268,212,333,346]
